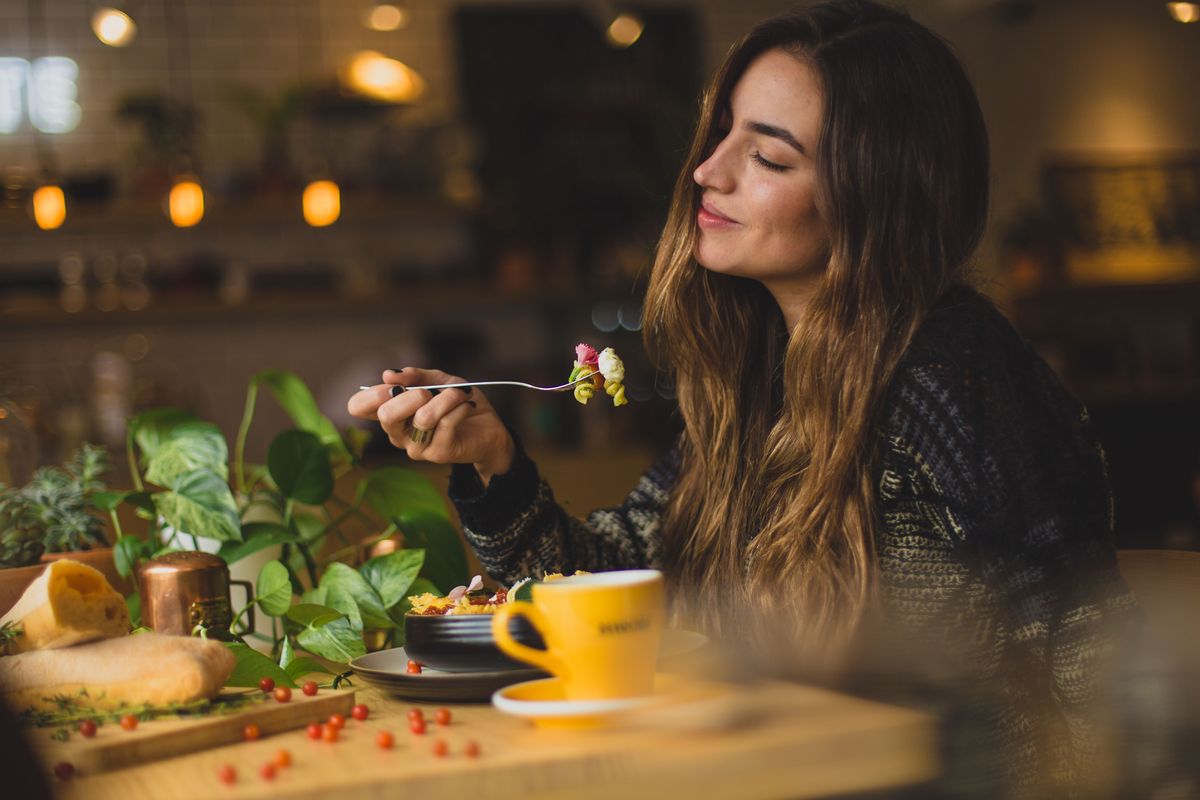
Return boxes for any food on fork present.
[568,343,628,406]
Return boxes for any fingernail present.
[456,385,473,396]
[467,400,477,408]
[389,386,406,398]
[428,388,442,396]
[386,367,407,374]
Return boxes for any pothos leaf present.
[296,617,366,663]
[223,642,295,688]
[255,560,292,617]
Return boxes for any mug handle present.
[492,601,567,678]
[230,580,256,635]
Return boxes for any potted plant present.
[0,444,127,615]
[99,369,469,683]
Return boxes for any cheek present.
[754,183,823,247]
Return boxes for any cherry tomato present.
[407,708,424,722]
[217,764,237,785]
[54,762,75,781]
[327,713,345,729]
[274,686,292,703]
[274,749,292,768]
[406,660,422,674]
[78,719,97,738]
[306,722,323,740]
[351,703,369,721]
[376,730,395,750]
[409,718,427,735]
[120,714,138,731]
[434,707,452,726]
[322,724,339,743]
[259,762,277,781]
[259,677,275,693]
[302,680,319,696]
[242,723,261,741]
[464,740,481,759]
[432,739,449,757]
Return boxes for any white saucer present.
[491,675,662,729]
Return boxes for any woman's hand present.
[347,368,515,484]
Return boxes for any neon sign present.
[0,57,81,134]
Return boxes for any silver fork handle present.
[357,375,591,395]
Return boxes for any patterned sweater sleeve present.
[883,304,1136,789]
[446,439,679,587]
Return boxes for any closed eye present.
[752,152,788,173]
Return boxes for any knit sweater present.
[448,285,1134,795]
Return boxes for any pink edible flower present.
[575,343,599,366]
[447,575,484,601]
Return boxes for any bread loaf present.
[0,632,235,710]
[0,559,130,653]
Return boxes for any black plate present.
[349,647,546,702]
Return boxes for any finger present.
[411,387,473,431]
[430,401,475,449]
[412,401,477,464]
[376,388,435,436]
[347,385,392,421]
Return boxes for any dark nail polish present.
[428,388,442,396]
[467,400,478,408]
[389,386,406,398]
[385,367,407,374]
[456,385,473,396]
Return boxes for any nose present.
[693,137,734,194]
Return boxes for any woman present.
[350,0,1131,793]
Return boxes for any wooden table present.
[55,680,938,799]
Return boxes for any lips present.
[697,200,738,229]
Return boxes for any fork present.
[358,374,594,397]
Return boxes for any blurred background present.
[0,0,1197,548]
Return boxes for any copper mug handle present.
[230,579,256,636]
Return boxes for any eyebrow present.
[744,120,807,155]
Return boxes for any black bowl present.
[403,613,546,673]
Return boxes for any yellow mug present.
[492,570,665,700]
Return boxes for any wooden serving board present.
[32,689,355,776]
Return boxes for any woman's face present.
[693,50,828,290]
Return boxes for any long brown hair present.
[644,0,989,663]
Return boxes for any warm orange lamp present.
[302,180,341,227]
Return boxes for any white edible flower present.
[598,347,624,383]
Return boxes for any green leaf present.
[299,587,328,608]
[396,512,467,594]
[267,430,332,505]
[286,603,343,628]
[218,523,297,566]
[130,408,199,464]
[113,535,145,579]
[251,370,350,462]
[292,511,325,544]
[320,562,393,630]
[152,470,241,542]
[297,617,366,663]
[92,491,154,513]
[279,636,296,669]
[360,467,449,522]
[224,642,296,688]
[284,657,333,680]
[126,591,141,628]
[514,579,537,602]
[360,549,425,610]
[255,560,292,617]
[145,422,229,488]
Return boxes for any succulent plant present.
[0,443,110,568]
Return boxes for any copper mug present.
[138,551,255,641]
